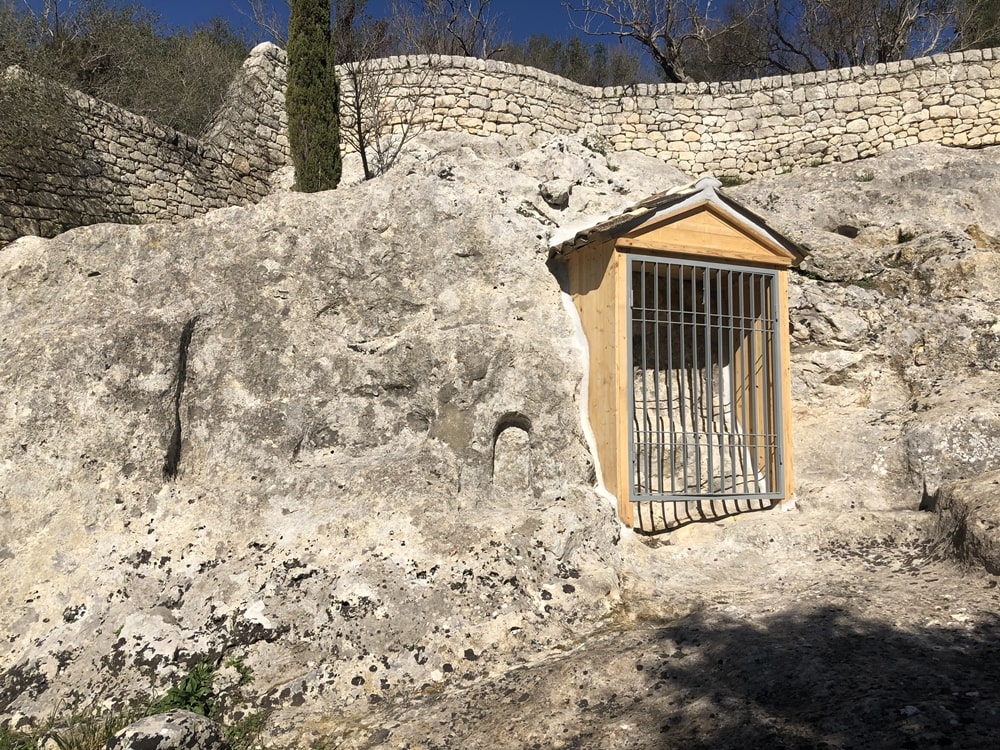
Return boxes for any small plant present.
[0,725,38,750]
[849,275,880,290]
[581,133,608,156]
[809,158,824,168]
[717,175,745,187]
[0,651,265,750]
[224,657,254,687]
[46,703,149,750]
[151,660,216,717]
[225,711,270,750]
[855,169,875,182]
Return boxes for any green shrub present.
[151,660,216,717]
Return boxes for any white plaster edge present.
[560,290,624,524]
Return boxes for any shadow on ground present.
[357,598,1000,749]
[632,605,1000,749]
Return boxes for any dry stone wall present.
[3,42,1000,244]
[0,44,289,244]
[368,46,1000,177]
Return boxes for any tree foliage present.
[0,0,248,135]
[287,0,342,191]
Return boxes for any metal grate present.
[627,254,784,505]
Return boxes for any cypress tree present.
[287,0,341,192]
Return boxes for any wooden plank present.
[623,202,799,265]
[778,269,795,502]
[568,241,625,520]
[613,251,634,527]
[617,236,793,267]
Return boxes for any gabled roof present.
[549,177,804,266]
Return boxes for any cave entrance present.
[551,178,804,532]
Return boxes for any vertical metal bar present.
[768,273,785,492]
[730,270,741,493]
[652,263,664,494]
[712,271,732,492]
[764,271,778,492]
[750,270,759,493]
[739,271,752,493]
[732,271,747,492]
[762,271,774,493]
[637,260,644,495]
[688,267,701,493]
[677,264,690,492]
[770,271,785,495]
[703,265,715,492]
[640,261,649,494]
[627,260,637,496]
[665,262,676,494]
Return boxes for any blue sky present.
[43,1,581,43]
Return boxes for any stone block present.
[879,77,902,94]
[835,96,858,112]
[928,104,957,119]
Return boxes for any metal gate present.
[628,254,785,511]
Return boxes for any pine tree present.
[287,0,341,192]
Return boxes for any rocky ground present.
[280,506,1000,750]
[2,133,1000,749]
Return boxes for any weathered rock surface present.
[2,134,1000,748]
[935,470,1000,574]
[0,133,683,731]
[106,710,224,750]
[733,144,1000,511]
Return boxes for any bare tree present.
[336,1,435,178]
[954,0,1000,48]
[565,0,996,82]
[242,0,433,178]
[562,0,729,82]
[241,0,290,44]
[752,0,953,72]
[340,57,435,178]
[498,33,654,86]
[391,0,506,58]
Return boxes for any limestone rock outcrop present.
[106,710,225,750]
[0,133,684,736]
[732,143,1000,512]
[1,133,999,748]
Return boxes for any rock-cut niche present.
[492,412,532,494]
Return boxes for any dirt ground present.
[317,504,1000,750]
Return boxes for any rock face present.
[935,470,1000,574]
[0,133,685,732]
[732,144,1000,514]
[106,710,225,750]
[1,133,1000,748]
